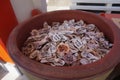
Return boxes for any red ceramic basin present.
[7,10,120,80]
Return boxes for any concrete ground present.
[47,0,71,11]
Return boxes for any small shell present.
[90,50,101,58]
[52,58,65,66]
[31,29,39,36]
[82,40,87,44]
[68,19,75,26]
[67,40,79,53]
[81,52,88,58]
[42,43,50,53]
[22,43,35,55]
[86,24,96,31]
[71,37,83,49]
[26,34,48,43]
[22,19,113,66]
[59,34,68,41]
[32,36,48,48]
[29,50,40,59]
[51,33,61,42]
[87,43,99,50]
[48,43,57,54]
[39,22,51,34]
[40,58,49,63]
[46,57,55,62]
[52,22,60,27]
[80,58,90,65]
[72,55,78,62]
[43,22,51,29]
[76,20,84,26]
[82,37,90,42]
[75,28,86,35]
[98,49,110,54]
[32,41,43,49]
[60,30,74,35]
[87,53,100,60]
[36,52,43,61]
[74,52,79,57]
[109,43,113,48]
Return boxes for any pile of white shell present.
[22,19,113,66]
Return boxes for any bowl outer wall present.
[7,10,120,80]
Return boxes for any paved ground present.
[47,0,71,11]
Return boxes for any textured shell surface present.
[22,19,113,66]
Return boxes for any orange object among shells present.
[57,43,70,54]
[0,38,14,63]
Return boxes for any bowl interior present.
[11,10,116,79]
[16,10,114,50]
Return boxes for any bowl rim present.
[7,10,120,79]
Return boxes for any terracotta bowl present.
[7,10,120,80]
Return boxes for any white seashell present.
[32,39,48,49]
[66,41,79,53]
[60,30,74,35]
[26,34,48,43]
[69,19,75,24]
[22,19,113,66]
[73,55,78,62]
[80,58,90,65]
[45,57,55,62]
[48,32,54,37]
[72,38,83,49]
[81,52,88,58]
[82,37,90,41]
[87,53,100,60]
[58,25,65,30]
[96,32,104,38]
[43,22,51,29]
[59,34,68,41]
[99,38,105,42]
[52,22,60,27]
[87,24,96,30]
[98,49,110,53]
[62,21,71,29]
[86,32,96,36]
[52,58,65,66]
[32,43,41,50]
[36,53,42,61]
[40,58,49,63]
[43,22,48,28]
[82,40,87,44]
[75,28,86,35]
[76,20,84,26]
[109,43,113,48]
[52,33,61,42]
[31,29,39,36]
[48,43,57,54]
[70,49,79,53]
[89,36,96,40]
[74,53,79,57]
[74,25,81,29]
[91,59,97,62]
[41,43,51,54]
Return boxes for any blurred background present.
[0,0,120,80]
